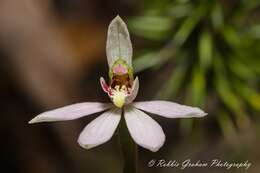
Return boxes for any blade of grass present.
[155,62,187,99]
[189,65,206,106]
[211,1,224,29]
[213,54,251,130]
[174,2,209,46]
[228,57,256,81]
[198,30,213,69]
[129,16,173,40]
[233,79,260,112]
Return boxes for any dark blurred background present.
[1,0,260,173]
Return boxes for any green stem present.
[119,109,138,173]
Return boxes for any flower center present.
[111,85,128,108]
[111,73,132,89]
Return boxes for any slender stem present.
[119,109,138,173]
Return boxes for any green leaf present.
[228,57,256,80]
[250,24,260,39]
[214,56,251,130]
[156,63,187,99]
[215,74,241,114]
[129,16,173,40]
[133,52,159,72]
[198,30,213,69]
[189,65,206,106]
[211,2,224,29]
[133,40,176,72]
[174,3,208,45]
[233,80,260,111]
[169,3,193,18]
[220,26,241,49]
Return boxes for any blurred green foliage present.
[130,0,260,137]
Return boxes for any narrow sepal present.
[28,102,113,123]
[133,101,207,118]
[126,77,139,104]
[106,15,133,68]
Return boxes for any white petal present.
[29,102,113,124]
[124,106,165,152]
[106,15,133,68]
[126,77,139,104]
[78,108,121,149]
[133,101,207,118]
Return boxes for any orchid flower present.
[29,16,207,152]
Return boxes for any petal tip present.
[28,120,34,124]
[135,76,139,82]
[201,112,208,117]
[77,139,93,150]
[28,117,38,124]
[115,14,121,19]
[99,76,104,81]
[113,15,124,23]
[146,134,165,152]
[195,108,208,117]
[148,140,165,152]
[185,109,207,118]
[150,147,161,152]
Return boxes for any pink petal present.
[124,105,165,152]
[126,77,139,104]
[29,102,113,124]
[78,108,121,149]
[133,101,207,118]
[100,77,112,96]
